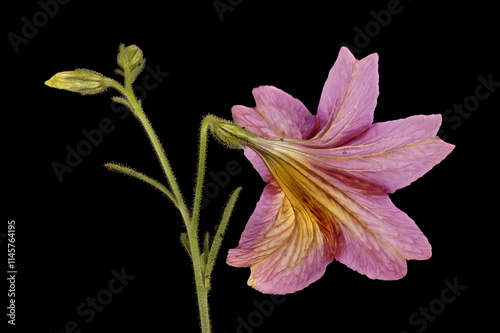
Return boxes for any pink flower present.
[224,47,454,294]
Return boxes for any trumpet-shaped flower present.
[222,47,454,294]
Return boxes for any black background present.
[4,0,499,332]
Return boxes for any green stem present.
[109,78,212,333]
[109,79,191,225]
[192,116,212,233]
[189,115,214,332]
[187,228,212,333]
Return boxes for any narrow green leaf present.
[204,186,242,290]
[111,96,132,110]
[104,162,177,206]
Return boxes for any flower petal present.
[330,177,432,279]
[227,184,289,266]
[227,182,338,294]
[302,114,455,193]
[244,139,433,282]
[315,47,379,146]
[241,147,273,182]
[283,158,432,280]
[232,85,317,140]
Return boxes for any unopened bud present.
[45,69,108,95]
[207,116,256,149]
[117,44,145,72]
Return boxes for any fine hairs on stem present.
[45,44,243,333]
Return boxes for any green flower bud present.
[117,44,145,73]
[45,69,108,95]
[207,116,257,149]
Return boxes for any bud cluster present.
[45,44,146,95]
